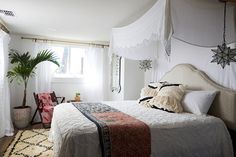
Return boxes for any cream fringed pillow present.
[139,82,165,107]
[139,87,157,107]
[139,82,169,98]
[140,86,158,98]
[149,85,185,113]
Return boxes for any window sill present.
[51,77,84,83]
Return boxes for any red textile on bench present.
[38,93,54,124]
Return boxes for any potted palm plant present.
[7,49,59,128]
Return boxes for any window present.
[52,46,85,78]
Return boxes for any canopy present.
[109,0,172,60]
[171,0,236,47]
[109,0,236,60]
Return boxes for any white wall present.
[145,38,236,90]
[123,59,144,100]
[51,78,85,101]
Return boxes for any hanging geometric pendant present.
[139,60,152,72]
[211,1,236,69]
[211,43,236,68]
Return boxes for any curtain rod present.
[21,37,109,47]
[0,23,10,34]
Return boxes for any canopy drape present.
[109,0,172,60]
[109,0,236,60]
[171,0,236,47]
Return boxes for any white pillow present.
[182,91,218,115]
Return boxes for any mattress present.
[49,100,233,157]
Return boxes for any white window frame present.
[51,45,85,79]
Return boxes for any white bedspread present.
[49,100,233,157]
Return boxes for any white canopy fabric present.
[171,0,236,47]
[109,0,172,60]
[109,0,236,60]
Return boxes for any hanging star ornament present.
[211,43,236,69]
[139,60,152,72]
[211,1,236,69]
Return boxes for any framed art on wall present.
[110,54,121,93]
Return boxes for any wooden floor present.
[0,123,43,157]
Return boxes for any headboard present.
[160,64,236,131]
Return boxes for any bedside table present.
[67,100,81,103]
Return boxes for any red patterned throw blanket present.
[73,103,151,157]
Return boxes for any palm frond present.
[7,65,33,82]
[31,49,60,68]
[9,49,31,66]
[7,68,23,83]
[7,49,60,84]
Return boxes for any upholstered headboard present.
[160,64,236,131]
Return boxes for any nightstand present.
[67,100,81,103]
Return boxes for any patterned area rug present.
[3,129,53,157]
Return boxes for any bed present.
[49,64,235,157]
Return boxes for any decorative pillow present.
[139,82,164,107]
[139,87,158,108]
[140,86,158,98]
[139,97,153,108]
[139,82,168,107]
[149,85,185,113]
[140,81,170,98]
[182,90,218,115]
[148,81,169,89]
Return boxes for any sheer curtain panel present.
[34,43,56,93]
[83,46,108,101]
[0,30,14,138]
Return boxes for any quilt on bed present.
[49,101,233,157]
[73,102,151,157]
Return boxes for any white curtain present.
[0,30,14,138]
[30,42,56,122]
[34,42,56,93]
[83,46,108,101]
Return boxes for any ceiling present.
[0,0,157,43]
